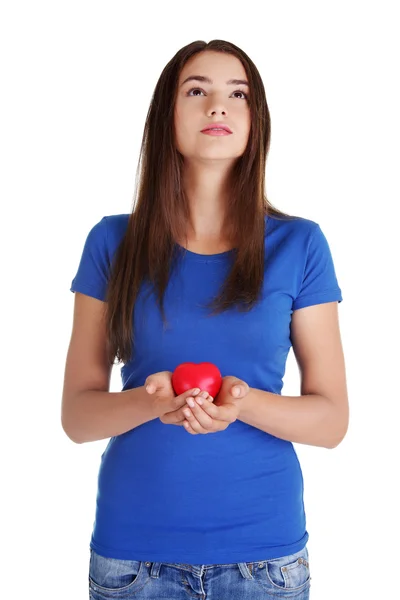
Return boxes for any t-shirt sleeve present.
[292,224,343,310]
[70,216,110,302]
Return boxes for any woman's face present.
[174,51,251,163]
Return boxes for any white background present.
[2,1,399,598]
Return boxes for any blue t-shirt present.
[70,213,343,564]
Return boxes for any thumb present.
[145,371,172,394]
[145,376,160,394]
[231,381,248,398]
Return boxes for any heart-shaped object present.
[171,362,222,398]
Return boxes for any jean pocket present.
[250,546,311,593]
[267,546,310,591]
[89,548,149,595]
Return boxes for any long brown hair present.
[104,39,295,367]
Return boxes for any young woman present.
[62,39,348,600]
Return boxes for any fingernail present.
[232,386,241,397]
[192,388,200,395]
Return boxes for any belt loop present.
[149,562,162,578]
[237,562,253,579]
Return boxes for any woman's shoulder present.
[104,213,130,228]
[266,212,320,237]
[100,214,131,258]
[104,213,130,234]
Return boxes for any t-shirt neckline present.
[174,243,236,262]
[172,215,269,262]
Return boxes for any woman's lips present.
[201,130,232,136]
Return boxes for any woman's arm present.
[62,386,158,444]
[238,390,346,448]
[239,302,349,449]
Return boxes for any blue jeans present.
[89,546,311,599]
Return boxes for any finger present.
[160,388,201,425]
[183,420,197,434]
[195,400,233,428]
[177,388,200,398]
[161,415,186,426]
[183,403,213,432]
[232,380,250,398]
[184,398,230,432]
[145,377,164,394]
[183,407,229,433]
[231,381,248,397]
[182,408,209,434]
[187,393,218,418]
[195,396,236,423]
[162,402,192,425]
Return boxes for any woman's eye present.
[232,90,248,100]
[187,88,204,96]
[186,87,248,100]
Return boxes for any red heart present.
[171,362,222,398]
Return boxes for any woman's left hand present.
[159,375,251,434]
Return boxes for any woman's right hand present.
[144,371,204,424]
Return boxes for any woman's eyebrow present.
[180,75,249,87]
